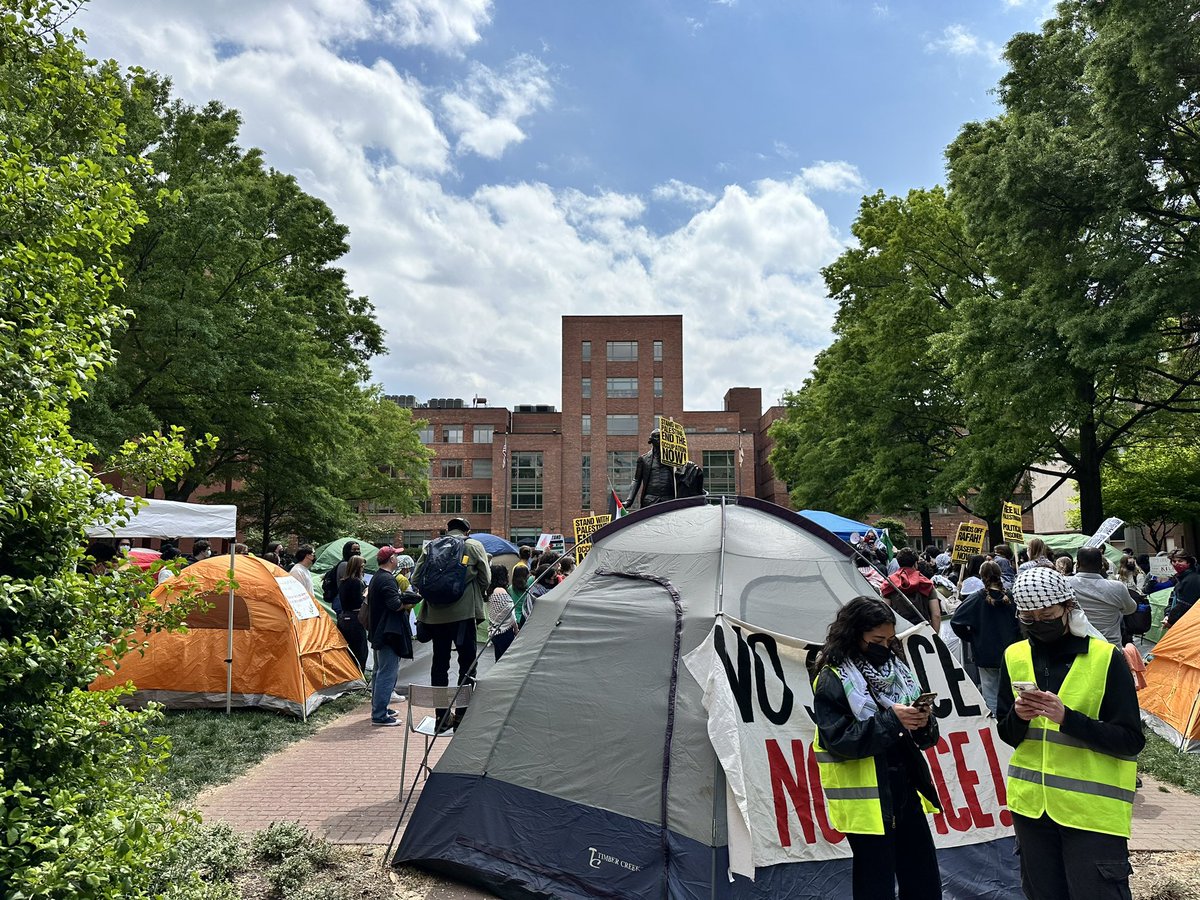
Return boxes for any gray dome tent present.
[395,497,1017,898]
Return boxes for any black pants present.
[1013,812,1133,900]
[428,619,477,721]
[492,628,515,661]
[845,767,941,900]
[336,613,368,672]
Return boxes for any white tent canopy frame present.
[88,495,240,713]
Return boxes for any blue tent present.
[798,509,875,544]
[470,532,520,557]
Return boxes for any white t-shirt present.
[290,563,315,598]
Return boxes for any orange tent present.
[1140,595,1200,751]
[93,555,364,718]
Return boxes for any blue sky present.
[79,0,1055,410]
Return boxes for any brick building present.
[381,315,787,548]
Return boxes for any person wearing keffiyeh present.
[812,597,942,900]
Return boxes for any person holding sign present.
[812,597,942,900]
[996,567,1143,900]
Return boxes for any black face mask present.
[1021,617,1068,643]
[861,642,892,667]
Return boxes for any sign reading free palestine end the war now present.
[684,618,1014,878]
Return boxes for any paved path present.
[1131,774,1200,852]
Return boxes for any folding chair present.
[399,683,474,796]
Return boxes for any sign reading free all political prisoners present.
[684,617,1014,878]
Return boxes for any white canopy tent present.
[88,494,241,712]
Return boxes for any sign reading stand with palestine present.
[572,514,611,563]
[951,522,987,564]
[1001,502,1024,543]
[657,416,689,468]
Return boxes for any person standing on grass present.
[367,546,415,726]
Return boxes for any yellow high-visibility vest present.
[813,667,937,835]
[1005,638,1137,838]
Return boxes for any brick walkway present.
[1131,774,1200,852]
[198,697,448,845]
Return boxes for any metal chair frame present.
[399,682,473,797]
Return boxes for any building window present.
[581,453,591,509]
[367,500,395,514]
[443,425,464,443]
[418,425,434,444]
[606,340,637,361]
[403,530,431,548]
[703,450,736,497]
[440,459,464,478]
[653,376,663,398]
[510,527,541,546]
[606,377,638,398]
[582,414,591,435]
[581,377,591,399]
[418,498,433,514]
[439,495,463,514]
[607,414,640,435]
[607,451,639,497]
[473,425,494,443]
[653,340,663,361]
[581,341,591,362]
[473,458,492,479]
[510,451,543,510]
[472,493,492,514]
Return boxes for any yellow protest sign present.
[1001,502,1024,544]
[951,522,987,564]
[658,416,689,468]
[572,514,612,563]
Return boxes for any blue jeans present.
[371,643,400,722]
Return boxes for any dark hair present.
[1136,553,1150,574]
[992,544,1014,561]
[295,544,314,562]
[233,543,249,555]
[88,543,118,565]
[1075,547,1104,572]
[816,596,896,670]
[342,540,360,561]
[923,545,938,559]
[262,551,280,565]
[1017,548,1029,564]
[519,545,532,560]
[979,560,1009,604]
[511,566,529,593]
[489,563,510,591]
[896,548,918,568]
[558,555,575,575]
[964,553,986,580]
[160,545,180,561]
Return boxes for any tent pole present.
[715,495,727,617]
[226,543,235,715]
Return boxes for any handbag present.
[356,598,369,628]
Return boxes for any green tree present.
[1102,433,1200,552]
[945,0,1200,532]
[0,3,221,895]
[769,188,1028,544]
[72,80,430,539]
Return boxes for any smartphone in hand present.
[913,691,938,709]
[1013,681,1038,693]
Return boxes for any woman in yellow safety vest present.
[996,566,1143,900]
[813,596,943,900]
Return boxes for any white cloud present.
[925,24,1001,63]
[76,2,852,410]
[651,179,716,209]
[441,55,553,159]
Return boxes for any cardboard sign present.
[275,575,319,620]
[572,514,611,563]
[1083,517,1124,549]
[1150,556,1176,578]
[951,522,987,564]
[684,618,1012,876]
[1001,502,1024,544]
[658,416,689,468]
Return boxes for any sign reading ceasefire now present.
[657,416,689,468]
[572,514,611,563]
[1001,502,1024,544]
[952,522,987,564]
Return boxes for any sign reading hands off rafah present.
[683,618,1013,878]
[951,522,987,564]
[657,416,689,468]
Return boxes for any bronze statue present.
[625,429,706,509]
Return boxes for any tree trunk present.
[260,489,274,554]
[1077,413,1104,534]
[920,506,933,548]
[986,517,1005,549]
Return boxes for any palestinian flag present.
[609,489,627,520]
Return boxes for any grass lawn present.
[1140,729,1200,795]
[148,691,367,802]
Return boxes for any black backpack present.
[321,565,340,608]
[413,535,469,605]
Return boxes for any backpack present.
[413,535,470,605]
[321,565,340,609]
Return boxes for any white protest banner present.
[1151,556,1176,579]
[1001,502,1024,544]
[1083,517,1124,549]
[951,522,987,564]
[657,416,689,468]
[276,575,319,620]
[684,617,1013,876]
